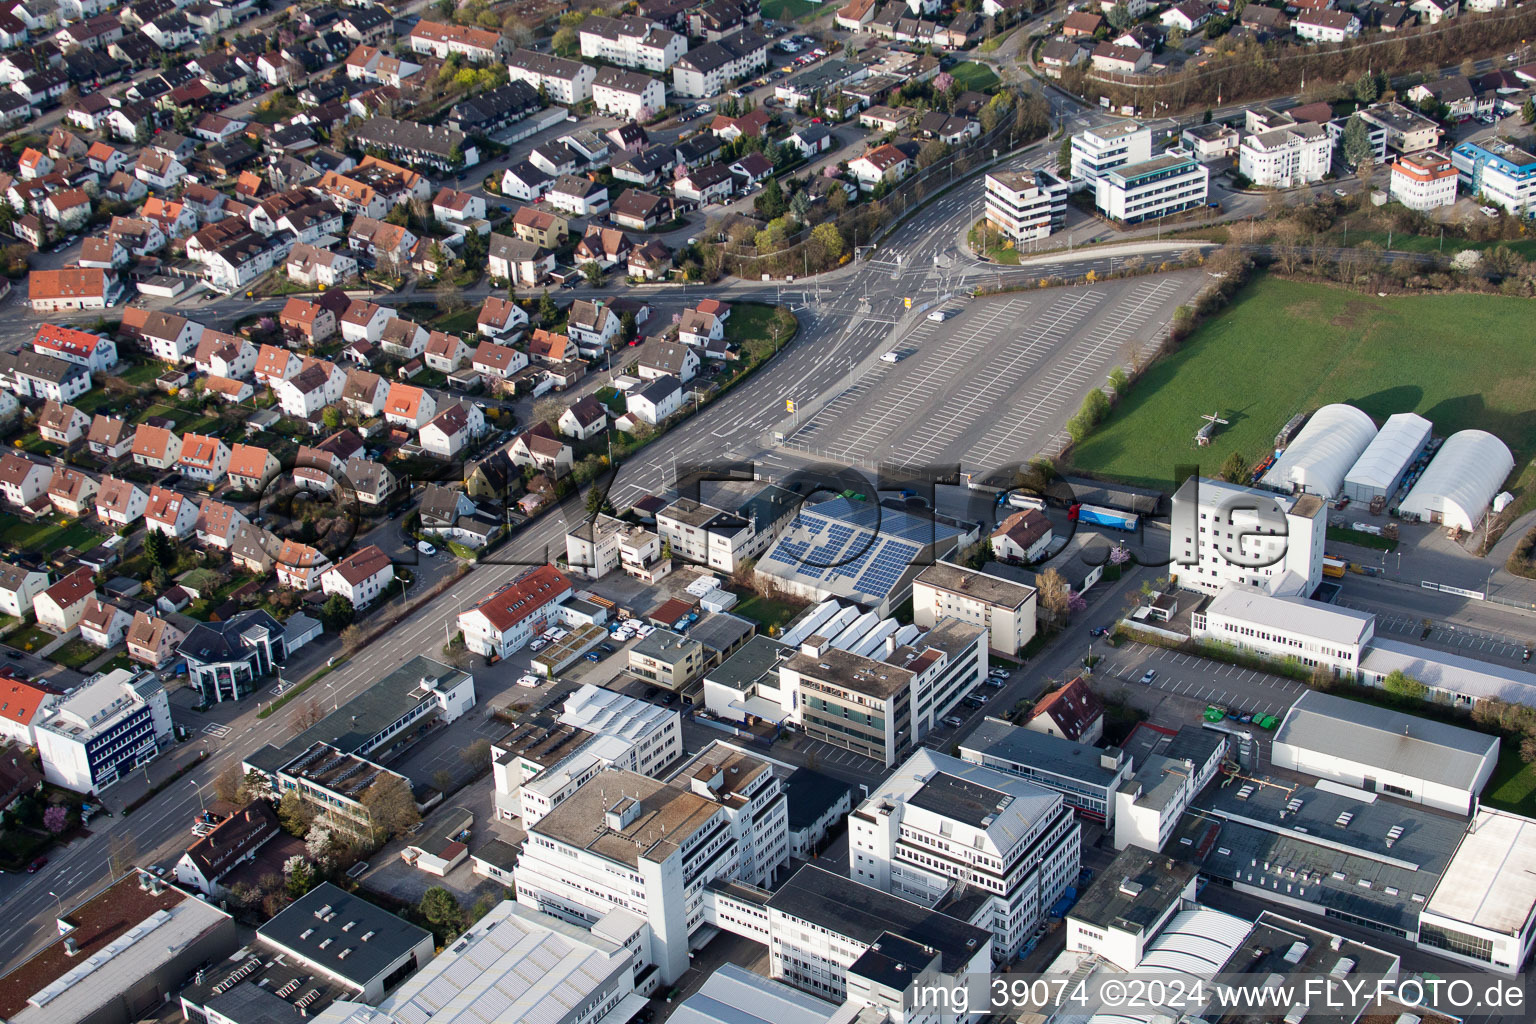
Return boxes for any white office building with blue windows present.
[1452,139,1536,217]
[35,668,173,793]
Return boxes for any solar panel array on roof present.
[758,498,962,603]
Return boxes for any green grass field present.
[947,62,1000,92]
[760,0,820,20]
[1484,745,1536,816]
[1070,275,1536,492]
[0,515,98,554]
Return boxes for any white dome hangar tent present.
[1398,429,1514,532]
[1342,412,1433,503]
[1260,404,1378,499]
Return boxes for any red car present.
[26,856,46,873]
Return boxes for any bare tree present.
[340,625,366,654]
[108,833,139,877]
[361,774,421,843]
[288,696,325,738]
[1036,568,1070,624]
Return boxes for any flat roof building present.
[912,561,1038,656]
[1272,690,1498,815]
[850,748,1080,960]
[1192,584,1376,675]
[959,717,1131,825]
[1170,477,1325,598]
[1113,725,1228,853]
[1359,637,1536,707]
[1065,845,1199,970]
[0,872,236,1024]
[1419,806,1536,973]
[668,964,844,1024]
[257,883,434,1004]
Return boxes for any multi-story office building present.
[1390,150,1459,210]
[492,683,683,823]
[35,668,173,792]
[1238,123,1332,187]
[1191,585,1376,676]
[655,498,763,572]
[912,562,1037,656]
[776,619,986,767]
[982,169,1069,243]
[1452,138,1536,216]
[849,749,1081,959]
[959,717,1131,825]
[665,740,788,889]
[1069,119,1152,183]
[1093,153,1209,222]
[1169,476,1326,596]
[1112,726,1227,852]
[515,762,790,985]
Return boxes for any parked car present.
[416,541,437,556]
[529,638,548,652]
[26,856,46,873]
[942,715,964,728]
[517,674,540,687]
[585,651,602,662]
[1140,669,1157,684]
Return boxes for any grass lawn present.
[1323,229,1536,262]
[51,638,103,670]
[0,514,99,554]
[1483,744,1536,816]
[1070,275,1536,491]
[4,624,53,653]
[1326,525,1396,551]
[947,62,1000,92]
[432,308,481,334]
[729,590,805,635]
[117,362,165,387]
[760,0,819,19]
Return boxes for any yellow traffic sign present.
[903,297,912,309]
[786,399,796,412]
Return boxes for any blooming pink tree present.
[43,805,68,834]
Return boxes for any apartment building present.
[671,29,768,98]
[1238,123,1332,187]
[456,564,574,658]
[912,562,1037,656]
[982,168,1069,243]
[579,15,686,71]
[1169,476,1326,596]
[665,741,788,890]
[515,763,790,985]
[1093,153,1209,222]
[849,748,1080,960]
[508,48,597,103]
[1069,119,1152,183]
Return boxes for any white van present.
[928,309,955,323]
[880,351,902,363]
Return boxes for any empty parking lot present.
[781,273,1204,472]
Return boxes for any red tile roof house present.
[127,610,187,669]
[341,369,390,417]
[177,432,231,485]
[145,485,199,539]
[192,496,248,549]
[419,402,484,459]
[33,566,97,632]
[454,564,573,658]
[320,544,395,609]
[471,341,529,381]
[1025,676,1105,744]
[226,444,280,494]
[476,296,528,340]
[94,475,148,526]
[130,424,181,470]
[0,676,55,747]
[172,799,280,896]
[28,266,120,312]
[46,465,98,517]
[32,323,117,374]
[78,595,132,648]
[274,539,332,590]
[294,430,364,493]
[383,382,437,431]
[253,343,303,387]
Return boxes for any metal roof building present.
[1360,637,1536,708]
[1272,689,1499,814]
[1261,403,1377,498]
[1341,411,1432,502]
[668,964,843,1024]
[1397,428,1513,532]
[1420,807,1536,974]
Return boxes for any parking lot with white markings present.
[1341,601,1534,662]
[781,273,1203,471]
[1101,641,1308,721]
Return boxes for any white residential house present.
[1238,123,1333,187]
[321,545,395,609]
[419,402,486,459]
[1294,8,1361,41]
[145,486,199,540]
